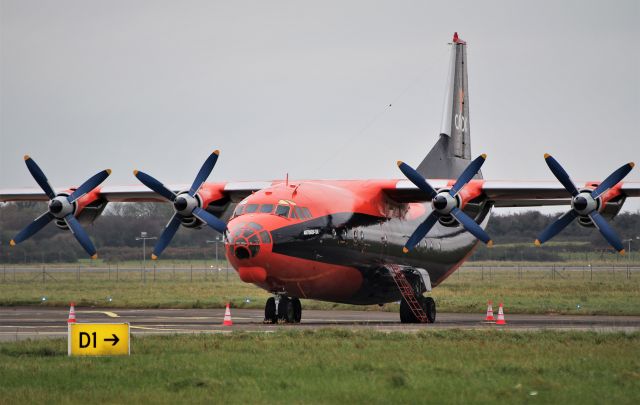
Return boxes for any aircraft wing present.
[0,181,272,203]
[386,180,640,208]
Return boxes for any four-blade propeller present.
[397,154,493,252]
[133,150,227,259]
[535,154,634,253]
[10,156,111,258]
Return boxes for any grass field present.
[0,263,639,315]
[0,260,640,315]
[0,330,638,404]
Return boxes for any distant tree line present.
[0,202,638,263]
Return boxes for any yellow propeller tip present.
[151,254,158,260]
[402,247,409,254]
[133,169,139,176]
[481,153,487,159]
[9,240,16,247]
[630,162,635,168]
[23,155,30,161]
[213,150,220,155]
[487,240,494,248]
[91,254,98,260]
[619,249,626,256]
[544,153,551,159]
[534,239,541,247]
[397,161,404,167]
[106,169,112,175]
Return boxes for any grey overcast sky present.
[1,0,639,212]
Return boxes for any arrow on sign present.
[104,334,120,346]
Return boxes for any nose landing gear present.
[264,296,302,324]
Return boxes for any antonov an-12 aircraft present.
[2,33,638,323]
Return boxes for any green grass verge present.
[1,266,639,315]
[0,330,638,404]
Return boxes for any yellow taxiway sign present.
[68,323,130,356]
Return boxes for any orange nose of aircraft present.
[225,218,274,283]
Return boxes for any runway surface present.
[1,307,640,341]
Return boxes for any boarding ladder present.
[388,264,428,323]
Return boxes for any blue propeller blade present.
[193,207,227,233]
[134,170,177,202]
[189,151,220,197]
[403,211,438,252]
[450,207,492,245]
[588,211,625,253]
[535,209,578,245]
[24,156,56,199]
[152,214,183,259]
[64,214,97,258]
[591,162,635,200]
[67,169,112,203]
[449,154,486,197]
[544,154,579,197]
[397,161,437,199]
[11,211,54,245]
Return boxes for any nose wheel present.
[264,296,302,324]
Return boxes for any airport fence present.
[0,262,638,284]
[0,260,238,284]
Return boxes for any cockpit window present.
[275,204,290,218]
[260,204,274,213]
[245,204,259,214]
[233,205,244,217]
[301,207,312,219]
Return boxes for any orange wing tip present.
[402,247,409,254]
[619,249,626,256]
[534,239,541,247]
[480,153,487,159]
[487,240,494,248]
[106,169,112,175]
[213,149,220,155]
[397,161,404,167]
[91,254,98,260]
[9,239,16,247]
[133,169,139,176]
[544,153,551,159]
[23,155,30,161]
[629,162,635,168]
[151,254,158,260]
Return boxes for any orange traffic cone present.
[67,302,77,323]
[496,302,506,325]
[484,300,495,322]
[222,303,233,326]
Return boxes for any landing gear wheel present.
[291,298,302,323]
[277,297,296,323]
[400,299,415,323]
[264,297,277,324]
[424,296,436,323]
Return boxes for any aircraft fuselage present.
[225,180,491,305]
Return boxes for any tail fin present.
[416,32,477,179]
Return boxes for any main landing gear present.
[399,296,436,324]
[264,296,302,324]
